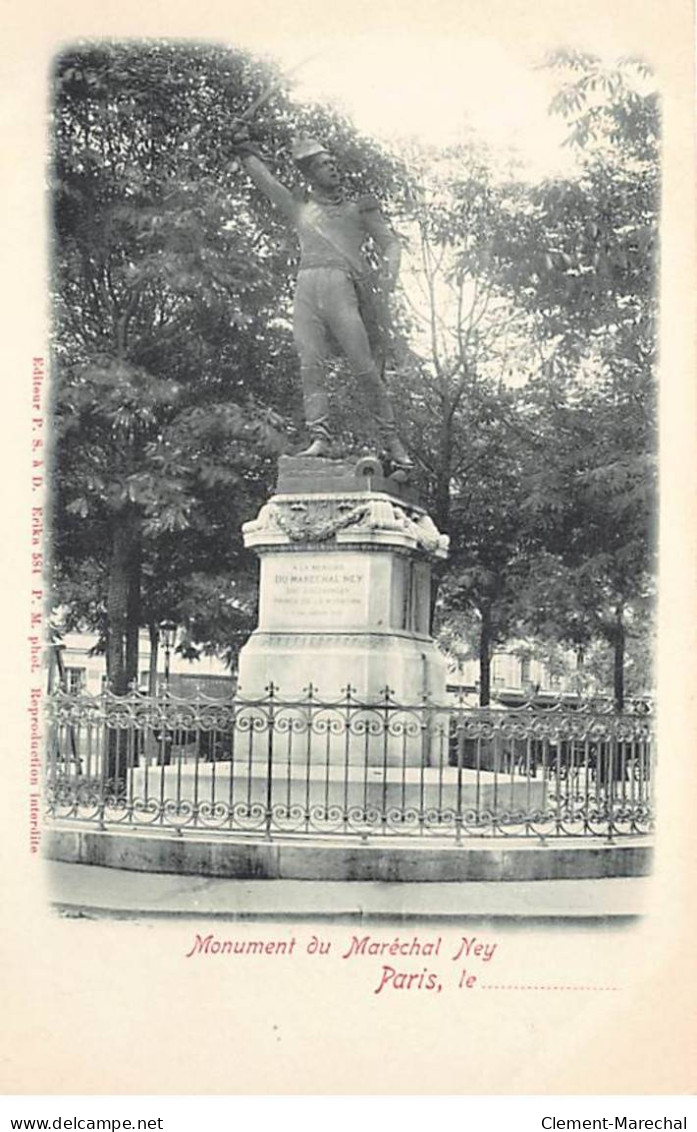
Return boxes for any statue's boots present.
[297,436,331,458]
[297,421,332,458]
[381,427,414,471]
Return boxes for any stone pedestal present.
[237,456,449,711]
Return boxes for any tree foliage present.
[51,41,406,688]
[385,52,658,705]
[51,43,658,709]
[510,51,659,706]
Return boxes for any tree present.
[51,41,407,702]
[381,53,658,707]
[500,52,659,706]
[380,142,553,702]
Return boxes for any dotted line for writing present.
[480,985,620,992]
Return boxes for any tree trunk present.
[143,623,161,764]
[148,623,160,696]
[429,561,446,636]
[105,506,141,780]
[433,470,451,536]
[125,519,142,687]
[106,513,131,696]
[613,607,625,712]
[429,461,451,634]
[575,646,585,697]
[106,506,141,692]
[479,605,492,707]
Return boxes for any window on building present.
[492,660,504,686]
[520,657,531,684]
[550,672,562,690]
[65,667,86,694]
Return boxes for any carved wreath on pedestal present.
[243,497,449,556]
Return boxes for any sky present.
[235,29,579,181]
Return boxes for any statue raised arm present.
[230,124,411,471]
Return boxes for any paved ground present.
[46,859,650,922]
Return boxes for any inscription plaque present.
[261,555,370,629]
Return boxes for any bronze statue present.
[230,126,412,471]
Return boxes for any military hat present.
[291,136,329,164]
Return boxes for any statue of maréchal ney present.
[230,124,412,471]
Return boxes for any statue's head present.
[292,136,340,192]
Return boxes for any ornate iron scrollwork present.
[44,687,655,842]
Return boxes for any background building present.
[50,630,233,698]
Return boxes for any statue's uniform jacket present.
[241,154,400,431]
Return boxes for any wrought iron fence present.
[44,685,654,842]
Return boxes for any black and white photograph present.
[45,29,657,899]
[1,0,695,1099]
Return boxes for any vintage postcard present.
[1,0,695,1097]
